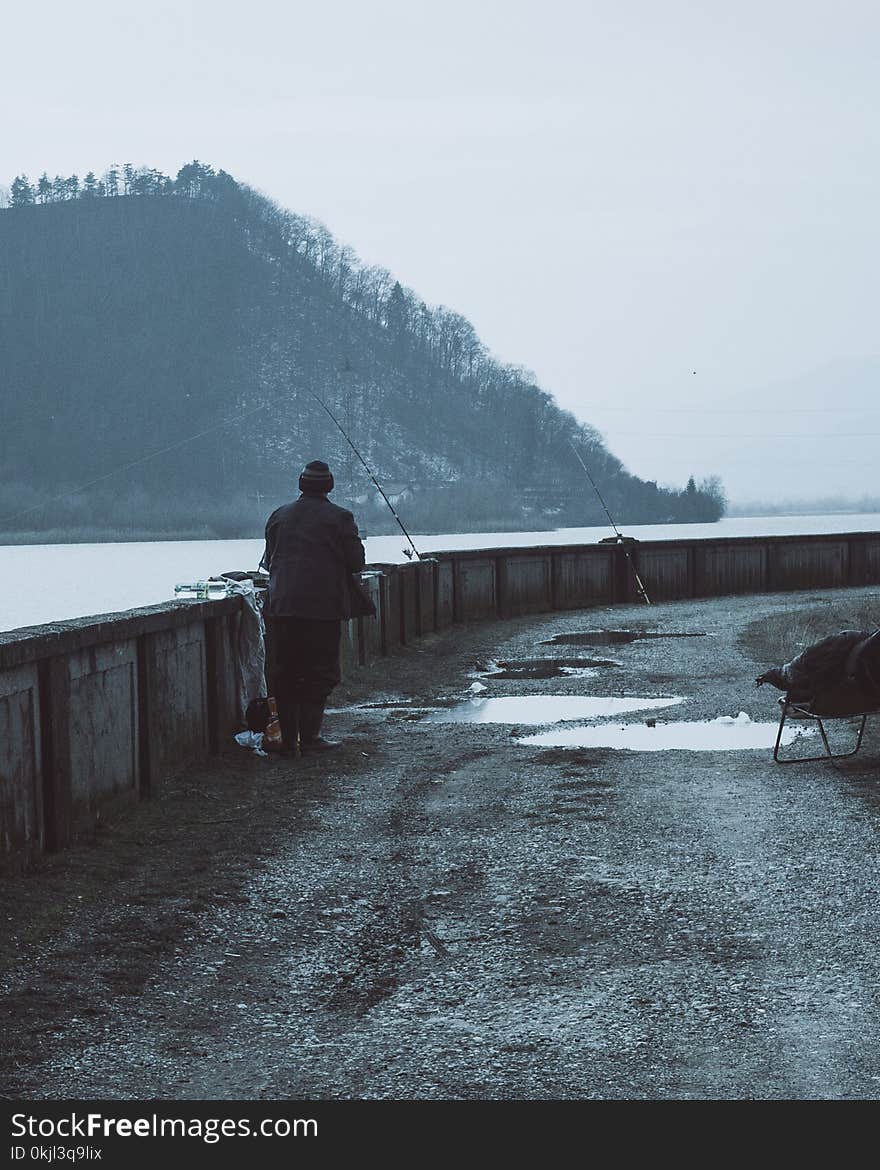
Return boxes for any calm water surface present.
[2,513,879,634]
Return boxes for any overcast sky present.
[4,0,879,503]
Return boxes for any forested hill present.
[0,162,725,541]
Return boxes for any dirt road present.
[3,588,880,1100]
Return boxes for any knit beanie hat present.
[299,460,334,495]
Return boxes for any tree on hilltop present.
[10,175,34,206]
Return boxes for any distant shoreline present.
[4,508,880,547]
[728,502,880,518]
[0,519,717,547]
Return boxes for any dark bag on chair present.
[349,573,377,618]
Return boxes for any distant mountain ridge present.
[0,162,725,540]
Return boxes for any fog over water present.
[3,513,880,634]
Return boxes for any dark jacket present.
[263,494,366,620]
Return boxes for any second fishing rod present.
[568,440,651,605]
[308,388,423,561]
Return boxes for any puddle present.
[483,657,619,680]
[518,719,814,752]
[328,699,425,717]
[359,699,416,709]
[544,630,707,647]
[424,695,683,725]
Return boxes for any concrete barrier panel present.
[552,549,613,609]
[0,662,42,864]
[698,543,767,596]
[637,547,690,601]
[435,560,454,629]
[854,538,880,586]
[454,557,496,621]
[0,598,239,860]
[339,618,358,678]
[67,639,139,817]
[416,559,437,634]
[205,611,242,747]
[398,564,420,644]
[499,552,552,616]
[382,568,403,652]
[769,540,847,591]
[144,622,208,779]
[357,573,384,664]
[365,565,402,653]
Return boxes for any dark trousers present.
[268,618,342,746]
[269,617,342,702]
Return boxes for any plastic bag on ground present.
[234,730,268,757]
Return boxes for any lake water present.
[2,512,879,634]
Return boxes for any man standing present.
[262,460,366,754]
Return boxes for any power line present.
[0,384,384,528]
[601,431,880,439]
[587,406,880,414]
[620,458,880,469]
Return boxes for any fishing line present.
[0,398,275,526]
[1,384,424,562]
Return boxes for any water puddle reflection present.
[424,695,684,725]
[544,630,707,647]
[518,719,813,752]
[480,657,619,680]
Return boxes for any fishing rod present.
[308,389,423,560]
[568,440,651,605]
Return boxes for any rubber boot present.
[299,701,339,751]
[275,695,300,757]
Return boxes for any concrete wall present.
[415,559,437,636]
[498,550,553,617]
[433,531,880,618]
[768,539,848,592]
[632,545,690,603]
[435,559,455,630]
[696,542,767,597]
[858,537,880,585]
[4,529,880,868]
[0,662,42,860]
[0,601,241,867]
[452,554,496,622]
[356,573,384,665]
[552,547,614,610]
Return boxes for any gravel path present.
[3,588,880,1100]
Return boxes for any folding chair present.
[772,628,880,764]
[773,696,872,763]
